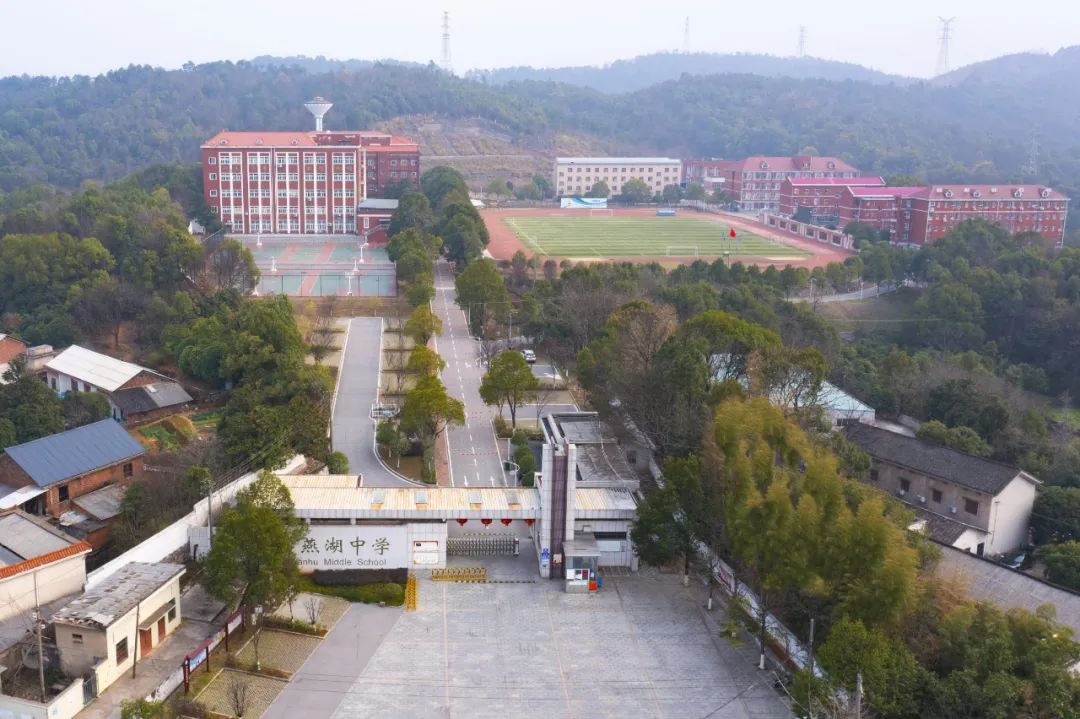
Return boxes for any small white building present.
[52,562,184,694]
[844,424,1039,556]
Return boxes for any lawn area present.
[504,215,810,259]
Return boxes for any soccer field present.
[503,215,810,259]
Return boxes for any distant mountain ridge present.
[467,52,916,92]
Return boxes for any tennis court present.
[502,215,810,260]
[237,235,396,297]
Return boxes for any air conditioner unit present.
[949,506,958,514]
[897,489,907,497]
[917,495,927,504]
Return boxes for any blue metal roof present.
[3,419,146,488]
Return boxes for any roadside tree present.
[479,351,539,428]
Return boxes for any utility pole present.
[855,671,863,718]
[807,617,815,677]
[34,574,45,703]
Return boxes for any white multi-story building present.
[555,157,682,198]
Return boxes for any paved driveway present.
[433,261,510,487]
[262,604,403,719]
[331,317,416,487]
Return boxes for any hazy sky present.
[2,0,1077,79]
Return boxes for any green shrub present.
[493,415,510,438]
[325,451,349,474]
[511,429,528,447]
[297,577,405,606]
[262,615,326,636]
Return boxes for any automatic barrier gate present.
[447,533,519,556]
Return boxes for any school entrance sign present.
[296,525,409,569]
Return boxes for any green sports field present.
[503,215,810,259]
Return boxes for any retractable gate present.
[447,533,519,556]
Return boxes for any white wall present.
[0,555,86,622]
[987,475,1038,555]
[88,455,305,588]
[0,677,83,719]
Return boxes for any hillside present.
[0,56,1078,239]
[375,115,612,190]
[468,51,913,92]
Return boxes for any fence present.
[87,455,306,588]
[179,610,245,694]
[758,212,855,250]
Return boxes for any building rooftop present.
[788,177,884,187]
[357,198,400,211]
[111,382,193,415]
[52,562,184,629]
[556,157,681,165]
[202,131,419,151]
[736,155,858,173]
[814,381,875,414]
[71,484,127,521]
[843,424,1033,495]
[46,345,166,393]
[279,477,636,520]
[909,506,984,545]
[0,510,89,575]
[3,419,146,488]
[0,483,46,510]
[917,184,1069,201]
[847,186,924,198]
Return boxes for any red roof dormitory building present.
[683,155,860,212]
[202,98,420,235]
[779,177,1070,246]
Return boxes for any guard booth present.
[563,538,600,594]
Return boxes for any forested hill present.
[1,57,1079,235]
[467,52,913,92]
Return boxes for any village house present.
[844,423,1039,556]
[44,345,191,423]
[52,562,184,695]
[0,419,146,518]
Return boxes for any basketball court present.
[235,234,397,297]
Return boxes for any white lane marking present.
[489,474,496,487]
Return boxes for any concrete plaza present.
[329,553,791,719]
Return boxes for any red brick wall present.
[42,457,143,517]
[0,454,33,489]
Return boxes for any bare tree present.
[307,314,336,365]
[304,595,323,626]
[227,674,251,717]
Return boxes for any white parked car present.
[521,349,536,364]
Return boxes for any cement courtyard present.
[327,554,791,719]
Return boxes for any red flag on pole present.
[729,227,736,238]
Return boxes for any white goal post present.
[588,208,614,217]
[665,245,700,257]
